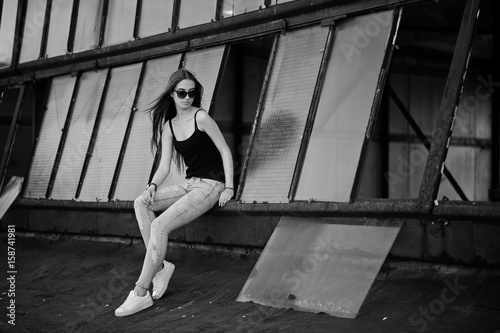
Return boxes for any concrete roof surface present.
[0,235,499,333]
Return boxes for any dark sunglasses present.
[173,90,196,99]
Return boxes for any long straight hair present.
[148,68,204,171]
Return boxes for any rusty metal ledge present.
[11,197,500,222]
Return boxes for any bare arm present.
[197,110,234,207]
[143,121,173,204]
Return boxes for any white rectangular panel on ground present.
[237,216,403,318]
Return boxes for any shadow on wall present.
[245,110,301,174]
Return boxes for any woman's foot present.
[115,290,153,317]
[152,260,175,300]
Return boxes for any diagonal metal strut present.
[388,86,469,201]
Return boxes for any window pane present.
[222,0,263,17]
[295,10,396,202]
[240,25,330,203]
[23,75,77,199]
[438,74,492,202]
[388,142,427,199]
[50,69,108,199]
[139,0,173,38]
[387,74,442,200]
[0,0,18,69]
[178,0,216,29]
[78,63,142,201]
[103,0,136,47]
[73,0,103,52]
[45,0,74,57]
[113,55,182,201]
[19,0,48,63]
[183,45,226,112]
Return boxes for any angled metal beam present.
[417,0,482,211]
[0,85,25,191]
[10,0,28,72]
[108,62,147,200]
[388,86,469,201]
[46,73,80,198]
[133,0,143,40]
[171,0,181,32]
[350,8,402,201]
[98,0,109,48]
[39,0,52,60]
[235,33,279,201]
[75,69,111,199]
[289,24,335,201]
[67,0,79,54]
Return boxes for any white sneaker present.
[152,260,175,300]
[115,290,153,317]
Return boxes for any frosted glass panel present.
[103,0,136,47]
[19,0,47,63]
[50,69,108,200]
[45,0,74,57]
[23,75,77,199]
[113,55,182,201]
[73,0,103,52]
[237,216,402,318]
[222,0,263,17]
[0,1,19,69]
[240,25,329,203]
[78,64,142,201]
[139,0,173,38]
[295,10,396,202]
[183,45,225,110]
[178,0,216,29]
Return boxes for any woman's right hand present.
[142,186,156,205]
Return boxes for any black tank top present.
[169,110,225,182]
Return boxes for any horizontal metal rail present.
[11,197,500,222]
[0,0,433,86]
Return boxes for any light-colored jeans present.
[134,177,224,289]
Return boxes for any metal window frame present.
[0,0,4,27]
[0,0,434,86]
[417,0,482,213]
[10,0,28,72]
[133,0,142,40]
[9,0,500,221]
[20,78,52,198]
[171,0,181,32]
[348,8,402,202]
[98,0,110,48]
[45,72,80,198]
[67,0,79,54]
[208,44,231,116]
[387,86,469,201]
[287,23,335,201]
[108,61,147,200]
[0,85,25,191]
[235,33,279,201]
[39,0,52,60]
[74,68,111,199]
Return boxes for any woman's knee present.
[134,195,146,210]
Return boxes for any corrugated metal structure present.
[0,0,498,266]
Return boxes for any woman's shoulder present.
[195,109,211,122]
[161,119,173,136]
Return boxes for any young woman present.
[115,69,234,317]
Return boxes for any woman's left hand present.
[219,188,234,207]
